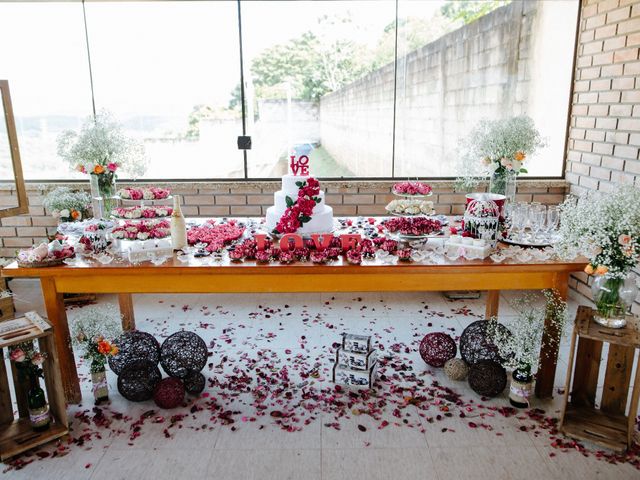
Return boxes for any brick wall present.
[565,0,640,314]
[0,179,567,258]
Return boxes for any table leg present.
[118,293,136,331]
[485,291,500,319]
[40,277,81,404]
[535,273,569,399]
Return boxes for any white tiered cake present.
[266,172,334,234]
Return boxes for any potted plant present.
[458,115,544,201]
[43,186,91,223]
[487,290,567,408]
[555,186,639,328]
[71,305,121,404]
[57,111,147,218]
[8,344,50,431]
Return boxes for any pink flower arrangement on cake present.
[112,205,173,219]
[111,219,170,240]
[118,187,170,201]
[383,217,442,236]
[187,220,245,253]
[274,178,321,234]
[392,181,432,196]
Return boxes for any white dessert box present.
[341,333,372,354]
[332,363,377,388]
[336,346,377,371]
[444,235,493,259]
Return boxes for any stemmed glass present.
[529,204,546,243]
[510,203,527,241]
[545,206,559,240]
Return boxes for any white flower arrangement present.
[488,290,568,375]
[457,115,545,189]
[554,186,640,279]
[57,110,147,178]
[43,187,91,222]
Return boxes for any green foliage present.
[441,0,511,25]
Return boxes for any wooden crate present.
[63,293,97,305]
[559,306,640,452]
[0,316,68,461]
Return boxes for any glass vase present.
[90,172,117,219]
[591,273,638,329]
[509,368,533,408]
[489,169,517,203]
[91,362,109,404]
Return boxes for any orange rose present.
[97,340,112,355]
[584,264,595,275]
[595,265,608,275]
[514,151,526,161]
[110,345,119,356]
[71,209,81,220]
[94,165,105,174]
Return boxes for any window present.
[85,1,243,179]
[0,2,93,180]
[0,0,578,180]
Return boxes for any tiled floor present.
[3,279,639,480]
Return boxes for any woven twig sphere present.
[419,332,457,367]
[459,320,510,365]
[153,377,185,409]
[117,359,162,402]
[108,331,161,375]
[160,331,208,378]
[183,371,206,395]
[444,358,469,381]
[467,360,507,398]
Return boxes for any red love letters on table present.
[290,155,309,176]
[254,233,361,253]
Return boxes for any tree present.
[440,0,511,25]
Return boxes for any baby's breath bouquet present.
[58,111,147,216]
[43,187,91,222]
[487,291,567,407]
[71,304,121,374]
[457,116,544,193]
[555,187,639,324]
[57,111,147,178]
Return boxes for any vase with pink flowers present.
[57,111,147,219]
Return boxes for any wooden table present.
[2,241,586,404]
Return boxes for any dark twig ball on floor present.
[160,331,208,378]
[183,371,206,395]
[459,320,510,365]
[419,332,457,367]
[108,331,161,375]
[467,359,507,398]
[153,377,186,409]
[117,359,162,402]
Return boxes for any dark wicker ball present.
[183,371,206,395]
[108,331,161,375]
[419,332,457,367]
[160,331,208,378]
[467,360,507,398]
[117,359,162,402]
[459,320,510,365]
[153,377,185,409]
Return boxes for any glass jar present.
[591,273,638,328]
[90,172,117,219]
[509,368,533,408]
[489,169,517,203]
[91,360,110,404]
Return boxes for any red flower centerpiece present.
[274,178,321,234]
